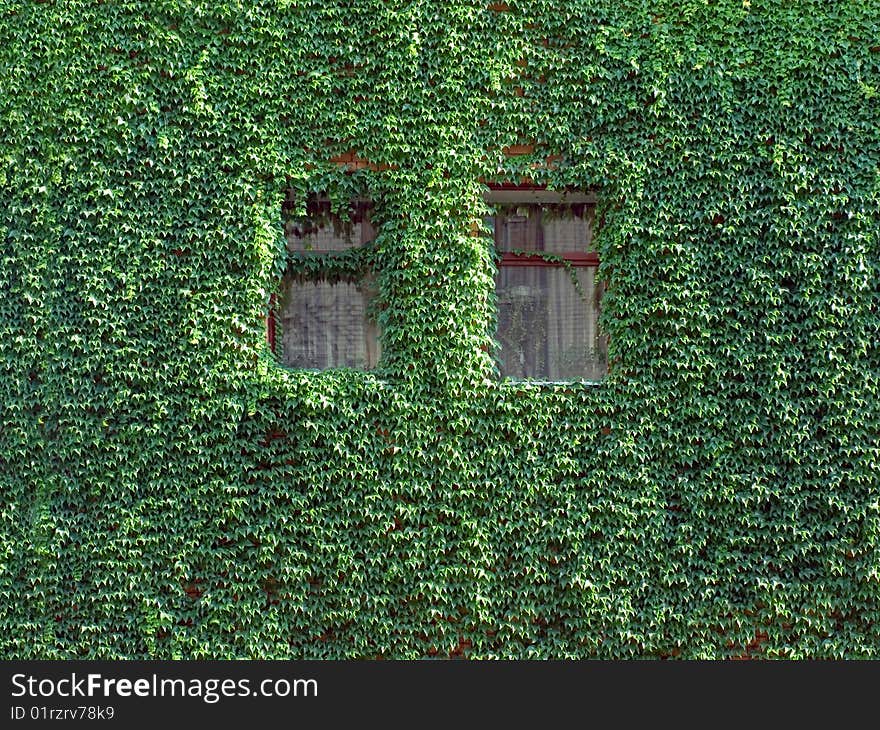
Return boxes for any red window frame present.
[266,293,277,352]
[488,184,605,380]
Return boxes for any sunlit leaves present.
[1,0,879,659]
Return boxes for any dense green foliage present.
[2,0,879,658]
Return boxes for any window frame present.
[485,184,605,383]
[267,194,380,370]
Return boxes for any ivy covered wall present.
[2,0,879,658]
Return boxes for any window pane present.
[284,201,374,252]
[489,203,595,253]
[280,278,379,369]
[541,205,594,254]
[492,206,543,251]
[495,266,606,380]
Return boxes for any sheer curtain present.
[281,279,377,369]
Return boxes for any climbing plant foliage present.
[2,0,879,658]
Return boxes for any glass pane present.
[495,265,606,380]
[284,201,374,252]
[489,203,595,253]
[492,206,543,251]
[280,278,380,369]
[541,206,594,253]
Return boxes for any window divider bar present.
[499,252,599,267]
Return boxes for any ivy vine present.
[1,0,879,659]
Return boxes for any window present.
[271,193,380,370]
[486,187,607,381]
